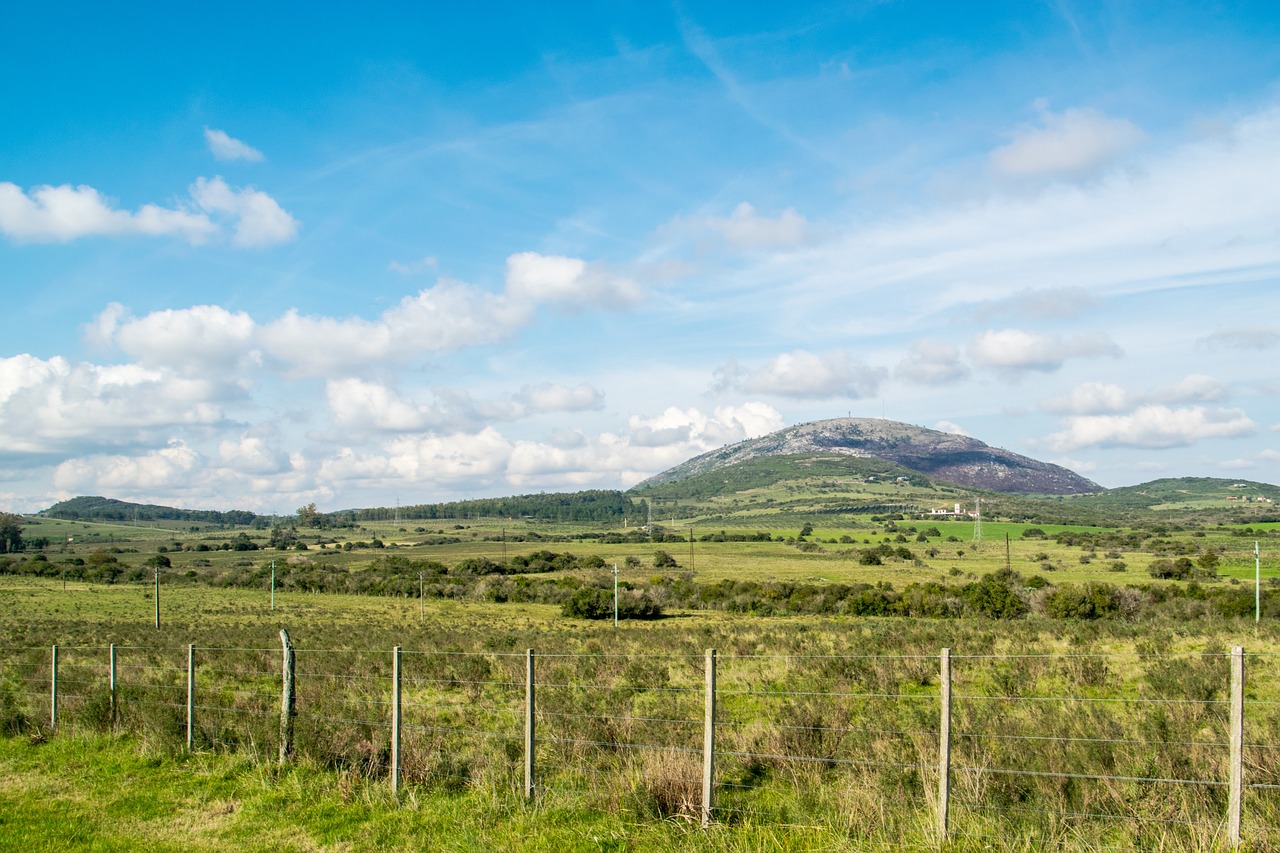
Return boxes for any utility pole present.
[613,563,620,628]
[1256,541,1262,624]
[154,565,161,629]
[270,561,276,611]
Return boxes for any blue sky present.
[3,1,1280,514]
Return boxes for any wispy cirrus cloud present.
[204,128,265,162]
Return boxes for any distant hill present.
[1077,477,1280,512]
[39,496,259,526]
[634,418,1100,496]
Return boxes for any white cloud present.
[86,249,630,380]
[933,420,969,436]
[1152,374,1228,405]
[896,340,969,386]
[990,103,1147,181]
[204,128,265,162]
[514,383,604,413]
[703,202,810,248]
[190,176,298,247]
[53,442,203,493]
[327,379,433,432]
[973,287,1098,321]
[0,354,226,455]
[89,303,258,376]
[715,349,886,399]
[1199,327,1280,350]
[1042,374,1228,415]
[1043,405,1257,452]
[262,281,528,375]
[969,329,1120,375]
[0,178,297,247]
[381,428,514,484]
[1219,458,1256,471]
[0,182,216,244]
[505,251,642,310]
[218,435,291,475]
[388,255,438,275]
[325,379,605,433]
[507,403,784,488]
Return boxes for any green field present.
[5,486,1280,850]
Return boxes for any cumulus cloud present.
[326,379,605,433]
[204,128,265,162]
[896,340,969,386]
[53,442,203,493]
[0,354,226,455]
[0,178,296,246]
[218,435,292,475]
[715,349,885,399]
[262,282,528,375]
[1041,374,1227,415]
[0,182,216,243]
[1043,405,1257,452]
[190,176,298,247]
[990,103,1147,181]
[89,303,258,376]
[969,329,1120,375]
[507,403,785,488]
[504,251,642,310]
[87,249,633,379]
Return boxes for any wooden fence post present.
[50,644,58,731]
[702,648,717,828]
[186,644,196,751]
[525,648,536,800]
[279,629,295,764]
[1229,646,1244,846]
[109,643,117,727]
[391,646,401,797]
[938,648,952,842]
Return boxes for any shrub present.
[1043,582,1122,620]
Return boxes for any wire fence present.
[2,639,1277,848]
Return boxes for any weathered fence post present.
[938,647,952,842]
[1229,646,1244,846]
[109,643,118,727]
[702,648,717,828]
[50,644,59,731]
[186,643,196,751]
[391,646,401,797]
[525,648,536,800]
[279,629,295,764]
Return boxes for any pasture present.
[4,512,1280,850]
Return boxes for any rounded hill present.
[633,418,1100,496]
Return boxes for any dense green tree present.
[0,513,23,553]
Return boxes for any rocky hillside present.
[635,418,1100,495]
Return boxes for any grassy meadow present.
[5,488,1280,850]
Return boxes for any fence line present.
[6,640,1277,848]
